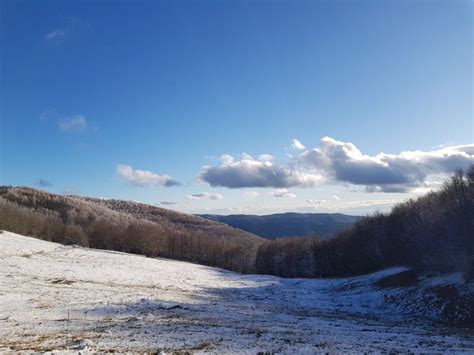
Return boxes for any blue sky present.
[1,0,472,215]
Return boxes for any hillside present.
[1,231,473,352]
[256,168,474,279]
[199,212,360,239]
[0,186,265,273]
[0,167,472,280]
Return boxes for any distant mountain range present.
[198,212,361,239]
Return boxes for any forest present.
[256,167,474,281]
[1,166,473,280]
[0,187,264,273]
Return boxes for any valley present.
[1,231,472,353]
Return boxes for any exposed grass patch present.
[50,278,75,285]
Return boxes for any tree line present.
[0,187,263,273]
[1,166,472,280]
[255,166,474,281]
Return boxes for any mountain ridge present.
[198,212,360,239]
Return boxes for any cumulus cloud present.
[199,136,473,193]
[291,138,305,150]
[35,179,53,187]
[117,164,179,187]
[186,192,224,200]
[199,154,322,188]
[258,154,274,162]
[301,137,474,192]
[268,188,296,198]
[58,115,88,132]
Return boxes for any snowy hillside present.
[1,231,473,353]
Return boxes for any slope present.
[1,231,472,352]
[0,186,265,273]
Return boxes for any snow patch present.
[1,231,473,352]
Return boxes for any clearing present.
[0,231,473,353]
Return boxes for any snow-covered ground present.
[1,231,473,353]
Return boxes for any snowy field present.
[1,231,473,353]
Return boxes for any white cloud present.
[199,154,322,188]
[186,192,224,200]
[291,138,305,150]
[198,136,473,193]
[245,191,259,198]
[268,188,296,198]
[301,137,474,192]
[220,154,235,165]
[117,164,179,187]
[58,115,88,132]
[44,29,66,42]
[258,154,274,162]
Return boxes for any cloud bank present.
[199,137,473,192]
[117,164,179,187]
[301,137,474,192]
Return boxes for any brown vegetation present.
[255,166,474,281]
[0,187,264,273]
[0,166,472,279]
